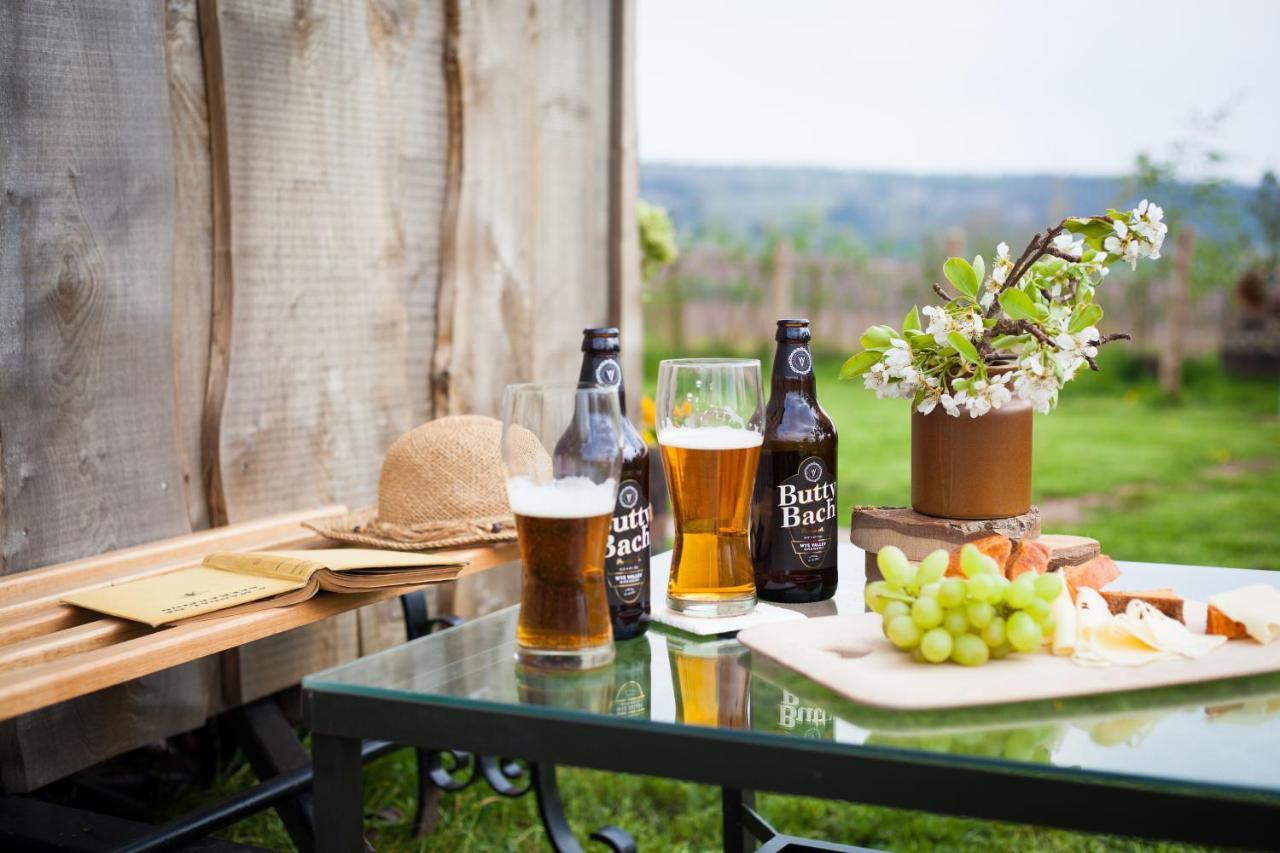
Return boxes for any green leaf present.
[839,350,881,379]
[943,257,979,300]
[1063,217,1113,241]
[1032,303,1051,322]
[859,325,894,349]
[972,255,986,289]
[1069,304,1103,334]
[909,333,937,350]
[998,289,1037,321]
[947,331,980,364]
[902,306,921,333]
[990,334,1029,350]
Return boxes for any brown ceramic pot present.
[910,391,1032,520]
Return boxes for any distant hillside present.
[639,163,1255,256]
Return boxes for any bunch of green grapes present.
[866,724,1061,763]
[864,544,1062,666]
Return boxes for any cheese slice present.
[1207,585,1280,644]
[1049,570,1077,655]
[1071,588,1226,667]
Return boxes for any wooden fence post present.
[770,237,795,323]
[1159,228,1195,397]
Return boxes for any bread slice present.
[1005,539,1050,579]
[1036,534,1102,570]
[945,535,1012,578]
[1206,604,1250,639]
[1063,555,1122,601]
[1099,588,1184,623]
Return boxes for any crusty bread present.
[945,535,1012,577]
[1005,539,1050,579]
[1063,555,1122,601]
[1099,588,1184,623]
[1206,604,1249,639]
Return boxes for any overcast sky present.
[636,0,1280,182]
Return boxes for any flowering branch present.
[840,201,1168,418]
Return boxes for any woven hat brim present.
[305,508,517,551]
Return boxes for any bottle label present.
[605,479,650,604]
[786,346,812,376]
[777,689,832,738]
[774,456,836,568]
[595,357,622,387]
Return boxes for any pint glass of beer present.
[656,359,764,616]
[502,382,622,669]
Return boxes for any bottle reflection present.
[750,673,834,740]
[668,636,750,729]
[609,635,653,720]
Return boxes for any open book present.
[63,549,468,627]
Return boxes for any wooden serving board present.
[738,611,1280,711]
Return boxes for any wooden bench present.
[0,506,519,849]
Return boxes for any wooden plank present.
[0,0,207,793]
[205,0,452,700]
[0,620,143,675]
[165,0,216,531]
[607,0,642,412]
[437,0,614,416]
[0,543,518,723]
[0,505,341,602]
[0,608,91,647]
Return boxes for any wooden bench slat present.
[0,505,345,600]
[0,619,145,675]
[0,542,518,721]
[0,607,92,646]
[0,531,330,622]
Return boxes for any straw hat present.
[306,415,547,550]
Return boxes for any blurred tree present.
[1251,171,1280,284]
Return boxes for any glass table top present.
[305,544,1280,800]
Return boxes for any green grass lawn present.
[192,351,1278,851]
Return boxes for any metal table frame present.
[306,662,1280,853]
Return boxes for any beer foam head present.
[656,425,763,450]
[506,476,616,518]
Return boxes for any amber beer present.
[660,427,760,614]
[511,481,615,664]
[668,636,750,729]
[752,320,838,602]
[574,328,651,640]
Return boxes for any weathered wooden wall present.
[0,0,639,791]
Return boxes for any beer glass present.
[502,382,623,670]
[656,358,764,616]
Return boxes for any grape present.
[877,546,915,589]
[967,572,999,603]
[887,615,922,650]
[965,600,995,629]
[991,575,1012,603]
[920,628,953,663]
[989,641,1014,659]
[1005,575,1037,610]
[1035,573,1063,602]
[981,616,1006,648]
[938,578,966,608]
[1024,596,1052,624]
[883,600,911,625]
[960,544,1001,578]
[1007,611,1044,653]
[943,607,970,637]
[918,582,941,599]
[864,580,891,613]
[917,549,949,585]
[951,633,990,667]
[911,596,943,630]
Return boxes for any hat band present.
[358,513,515,543]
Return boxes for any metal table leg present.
[311,735,364,853]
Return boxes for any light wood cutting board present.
[738,612,1280,711]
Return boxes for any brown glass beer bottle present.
[751,319,838,602]
[577,328,651,639]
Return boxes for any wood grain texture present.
[166,0,215,531]
[0,0,212,791]
[437,0,613,416]
[608,0,642,413]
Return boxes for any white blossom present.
[939,389,967,417]
[982,242,1014,309]
[963,374,1013,418]
[1103,202,1168,269]
[1051,232,1084,259]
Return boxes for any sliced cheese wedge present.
[1049,570,1077,656]
[1071,588,1226,667]
[1207,585,1280,644]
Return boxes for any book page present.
[62,567,303,627]
[203,548,467,581]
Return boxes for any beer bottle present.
[751,319,838,602]
[577,328,651,639]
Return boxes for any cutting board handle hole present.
[825,643,873,660]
